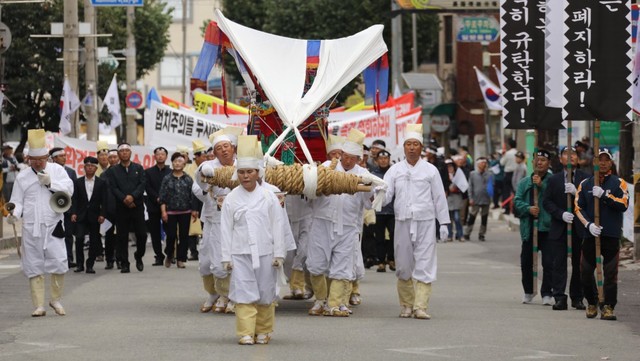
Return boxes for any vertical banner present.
[500,0,563,129]
[563,1,633,121]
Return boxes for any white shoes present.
[399,306,413,318]
[225,301,236,314]
[255,333,271,345]
[49,301,66,316]
[542,296,553,306]
[238,335,254,345]
[308,300,327,316]
[31,307,46,317]
[522,294,535,304]
[213,296,228,313]
[413,308,431,320]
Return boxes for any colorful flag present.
[59,78,81,135]
[100,75,122,134]
[474,67,502,111]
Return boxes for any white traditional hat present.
[236,135,263,170]
[341,128,365,157]
[192,139,207,154]
[176,145,190,155]
[404,123,423,144]
[209,126,244,148]
[97,140,109,153]
[27,129,48,157]
[325,134,345,153]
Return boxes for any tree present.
[218,0,439,103]
[1,0,171,147]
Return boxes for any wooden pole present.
[567,120,573,259]
[593,120,604,304]
[532,130,539,296]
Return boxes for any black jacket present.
[575,173,629,239]
[106,162,146,209]
[70,176,107,223]
[543,169,589,241]
[144,164,171,214]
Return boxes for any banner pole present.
[532,130,539,296]
[593,119,604,304]
[567,120,573,260]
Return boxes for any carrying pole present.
[566,120,573,259]
[532,130,539,295]
[593,120,604,304]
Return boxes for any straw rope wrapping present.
[200,158,367,197]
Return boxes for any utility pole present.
[125,6,137,144]
[84,0,98,141]
[482,42,492,156]
[181,0,187,103]
[411,13,418,72]
[64,0,79,137]
[391,0,403,92]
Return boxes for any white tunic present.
[383,158,449,283]
[10,163,74,278]
[221,183,286,304]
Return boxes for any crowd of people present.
[0,126,628,345]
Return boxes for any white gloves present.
[264,155,284,168]
[564,183,577,195]
[439,225,449,241]
[200,164,215,177]
[37,172,51,186]
[7,215,18,225]
[222,261,233,271]
[562,212,574,224]
[588,223,602,237]
[592,186,604,198]
[272,257,284,268]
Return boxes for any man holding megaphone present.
[4,129,74,317]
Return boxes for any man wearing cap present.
[464,157,491,242]
[2,144,18,202]
[105,142,147,273]
[100,149,120,269]
[70,157,107,274]
[383,124,450,319]
[575,148,628,320]
[95,141,111,177]
[50,147,78,268]
[145,147,171,266]
[543,147,589,311]
[514,149,553,305]
[5,129,74,316]
[195,126,243,314]
[307,129,373,317]
[501,139,519,214]
[185,139,209,261]
[372,149,395,272]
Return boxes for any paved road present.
[0,218,639,361]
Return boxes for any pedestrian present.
[382,124,450,319]
[514,149,553,305]
[512,151,527,193]
[575,140,594,175]
[5,129,74,316]
[372,149,395,271]
[575,148,628,320]
[196,126,244,314]
[220,135,286,345]
[159,152,196,269]
[542,147,589,311]
[453,154,470,230]
[489,153,504,209]
[105,143,147,273]
[144,146,171,266]
[100,149,119,270]
[95,140,111,177]
[307,129,372,317]
[367,139,386,172]
[2,143,18,202]
[464,157,492,242]
[445,159,464,242]
[70,156,107,274]
[185,139,209,261]
[49,147,78,268]
[501,139,518,214]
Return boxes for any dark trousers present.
[147,212,165,262]
[520,231,552,296]
[374,214,394,263]
[188,235,199,258]
[115,206,147,267]
[104,222,116,263]
[75,220,101,269]
[492,179,503,207]
[64,213,75,262]
[581,236,620,308]
[164,213,191,262]
[503,172,513,214]
[548,231,585,302]
[361,224,377,263]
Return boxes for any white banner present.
[144,101,248,151]
[53,135,154,176]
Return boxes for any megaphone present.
[49,192,72,213]
[4,202,15,214]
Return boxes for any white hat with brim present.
[342,128,365,157]
[27,129,48,157]
[404,124,423,144]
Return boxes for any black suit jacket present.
[70,176,107,223]
[107,162,146,209]
[145,165,171,214]
[543,168,589,241]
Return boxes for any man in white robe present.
[6,129,74,317]
[382,124,450,319]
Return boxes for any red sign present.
[125,91,143,109]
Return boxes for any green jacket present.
[514,172,551,241]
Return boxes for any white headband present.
[50,150,65,158]
[341,141,363,157]
[117,144,131,151]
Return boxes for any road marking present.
[0,264,20,269]
[387,345,577,359]
[0,342,79,358]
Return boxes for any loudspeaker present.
[49,192,72,213]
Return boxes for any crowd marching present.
[0,126,628,345]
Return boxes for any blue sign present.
[90,0,143,7]
[126,91,143,109]
[456,16,499,43]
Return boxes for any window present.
[444,15,454,64]
[164,0,192,22]
[159,56,191,89]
